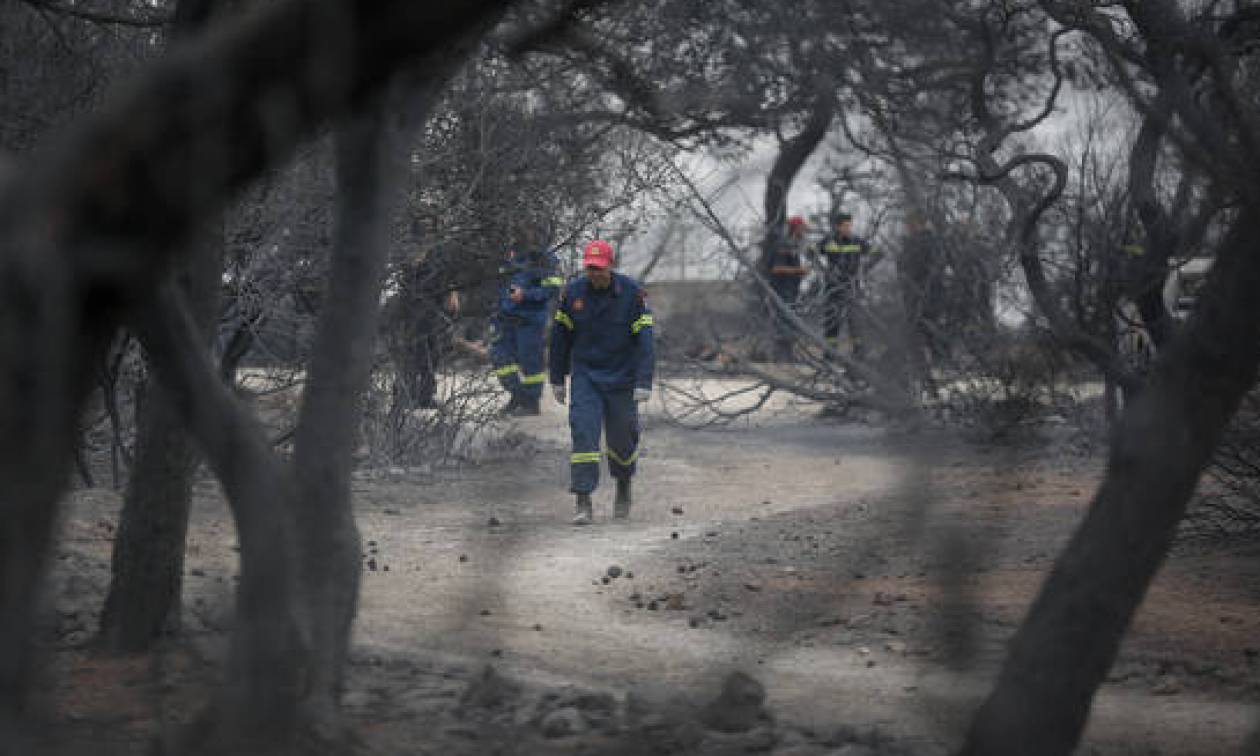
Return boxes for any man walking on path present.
[549,240,656,525]
[490,229,564,416]
[816,211,876,358]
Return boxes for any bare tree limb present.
[19,0,172,29]
[665,159,913,414]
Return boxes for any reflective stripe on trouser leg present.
[603,387,640,480]
[515,318,547,401]
[568,371,604,494]
[489,322,521,393]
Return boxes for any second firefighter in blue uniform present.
[490,240,564,415]
[549,240,656,525]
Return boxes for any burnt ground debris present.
[33,399,1260,754]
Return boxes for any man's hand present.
[509,285,524,304]
[552,383,567,405]
[634,387,651,404]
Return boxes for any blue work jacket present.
[549,273,655,391]
[816,233,873,281]
[497,248,564,322]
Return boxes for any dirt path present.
[52,396,1260,754]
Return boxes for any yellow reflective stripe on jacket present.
[605,447,639,466]
[491,364,520,377]
[1122,244,1144,257]
[542,276,565,287]
[555,310,575,330]
[630,314,654,334]
[519,372,547,385]
[570,451,602,464]
[823,241,863,254]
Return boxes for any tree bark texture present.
[290,106,390,723]
[98,0,235,657]
[292,48,475,724]
[758,93,835,273]
[0,258,110,740]
[130,287,308,743]
[960,216,1260,755]
[0,0,514,741]
[100,225,224,653]
[98,377,199,650]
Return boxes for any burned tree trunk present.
[98,0,227,654]
[99,226,223,652]
[960,216,1260,755]
[758,90,835,273]
[130,287,308,746]
[0,0,516,743]
[292,54,474,730]
[0,257,113,742]
[289,106,391,728]
[98,374,200,650]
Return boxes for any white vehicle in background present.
[1163,256,1213,322]
[1113,255,1213,396]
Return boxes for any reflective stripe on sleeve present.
[630,314,654,334]
[555,310,575,330]
[542,276,565,287]
[824,242,863,254]
[520,372,547,385]
[491,364,520,377]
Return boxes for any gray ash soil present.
[33,398,1260,754]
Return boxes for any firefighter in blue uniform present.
[549,240,655,525]
[816,211,876,358]
[490,232,565,415]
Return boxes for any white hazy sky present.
[617,83,1123,284]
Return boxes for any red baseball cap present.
[583,239,615,269]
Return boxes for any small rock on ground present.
[540,706,588,738]
[700,671,769,733]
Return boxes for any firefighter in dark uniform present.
[490,235,564,415]
[816,211,875,358]
[549,240,656,525]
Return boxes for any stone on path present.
[540,706,587,738]
[700,671,770,733]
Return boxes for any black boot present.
[572,493,593,525]
[613,478,632,519]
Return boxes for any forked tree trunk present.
[100,225,223,651]
[0,0,515,744]
[960,216,1260,755]
[130,288,308,748]
[758,90,834,273]
[98,0,225,654]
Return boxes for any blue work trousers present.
[491,317,547,401]
[568,371,640,494]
